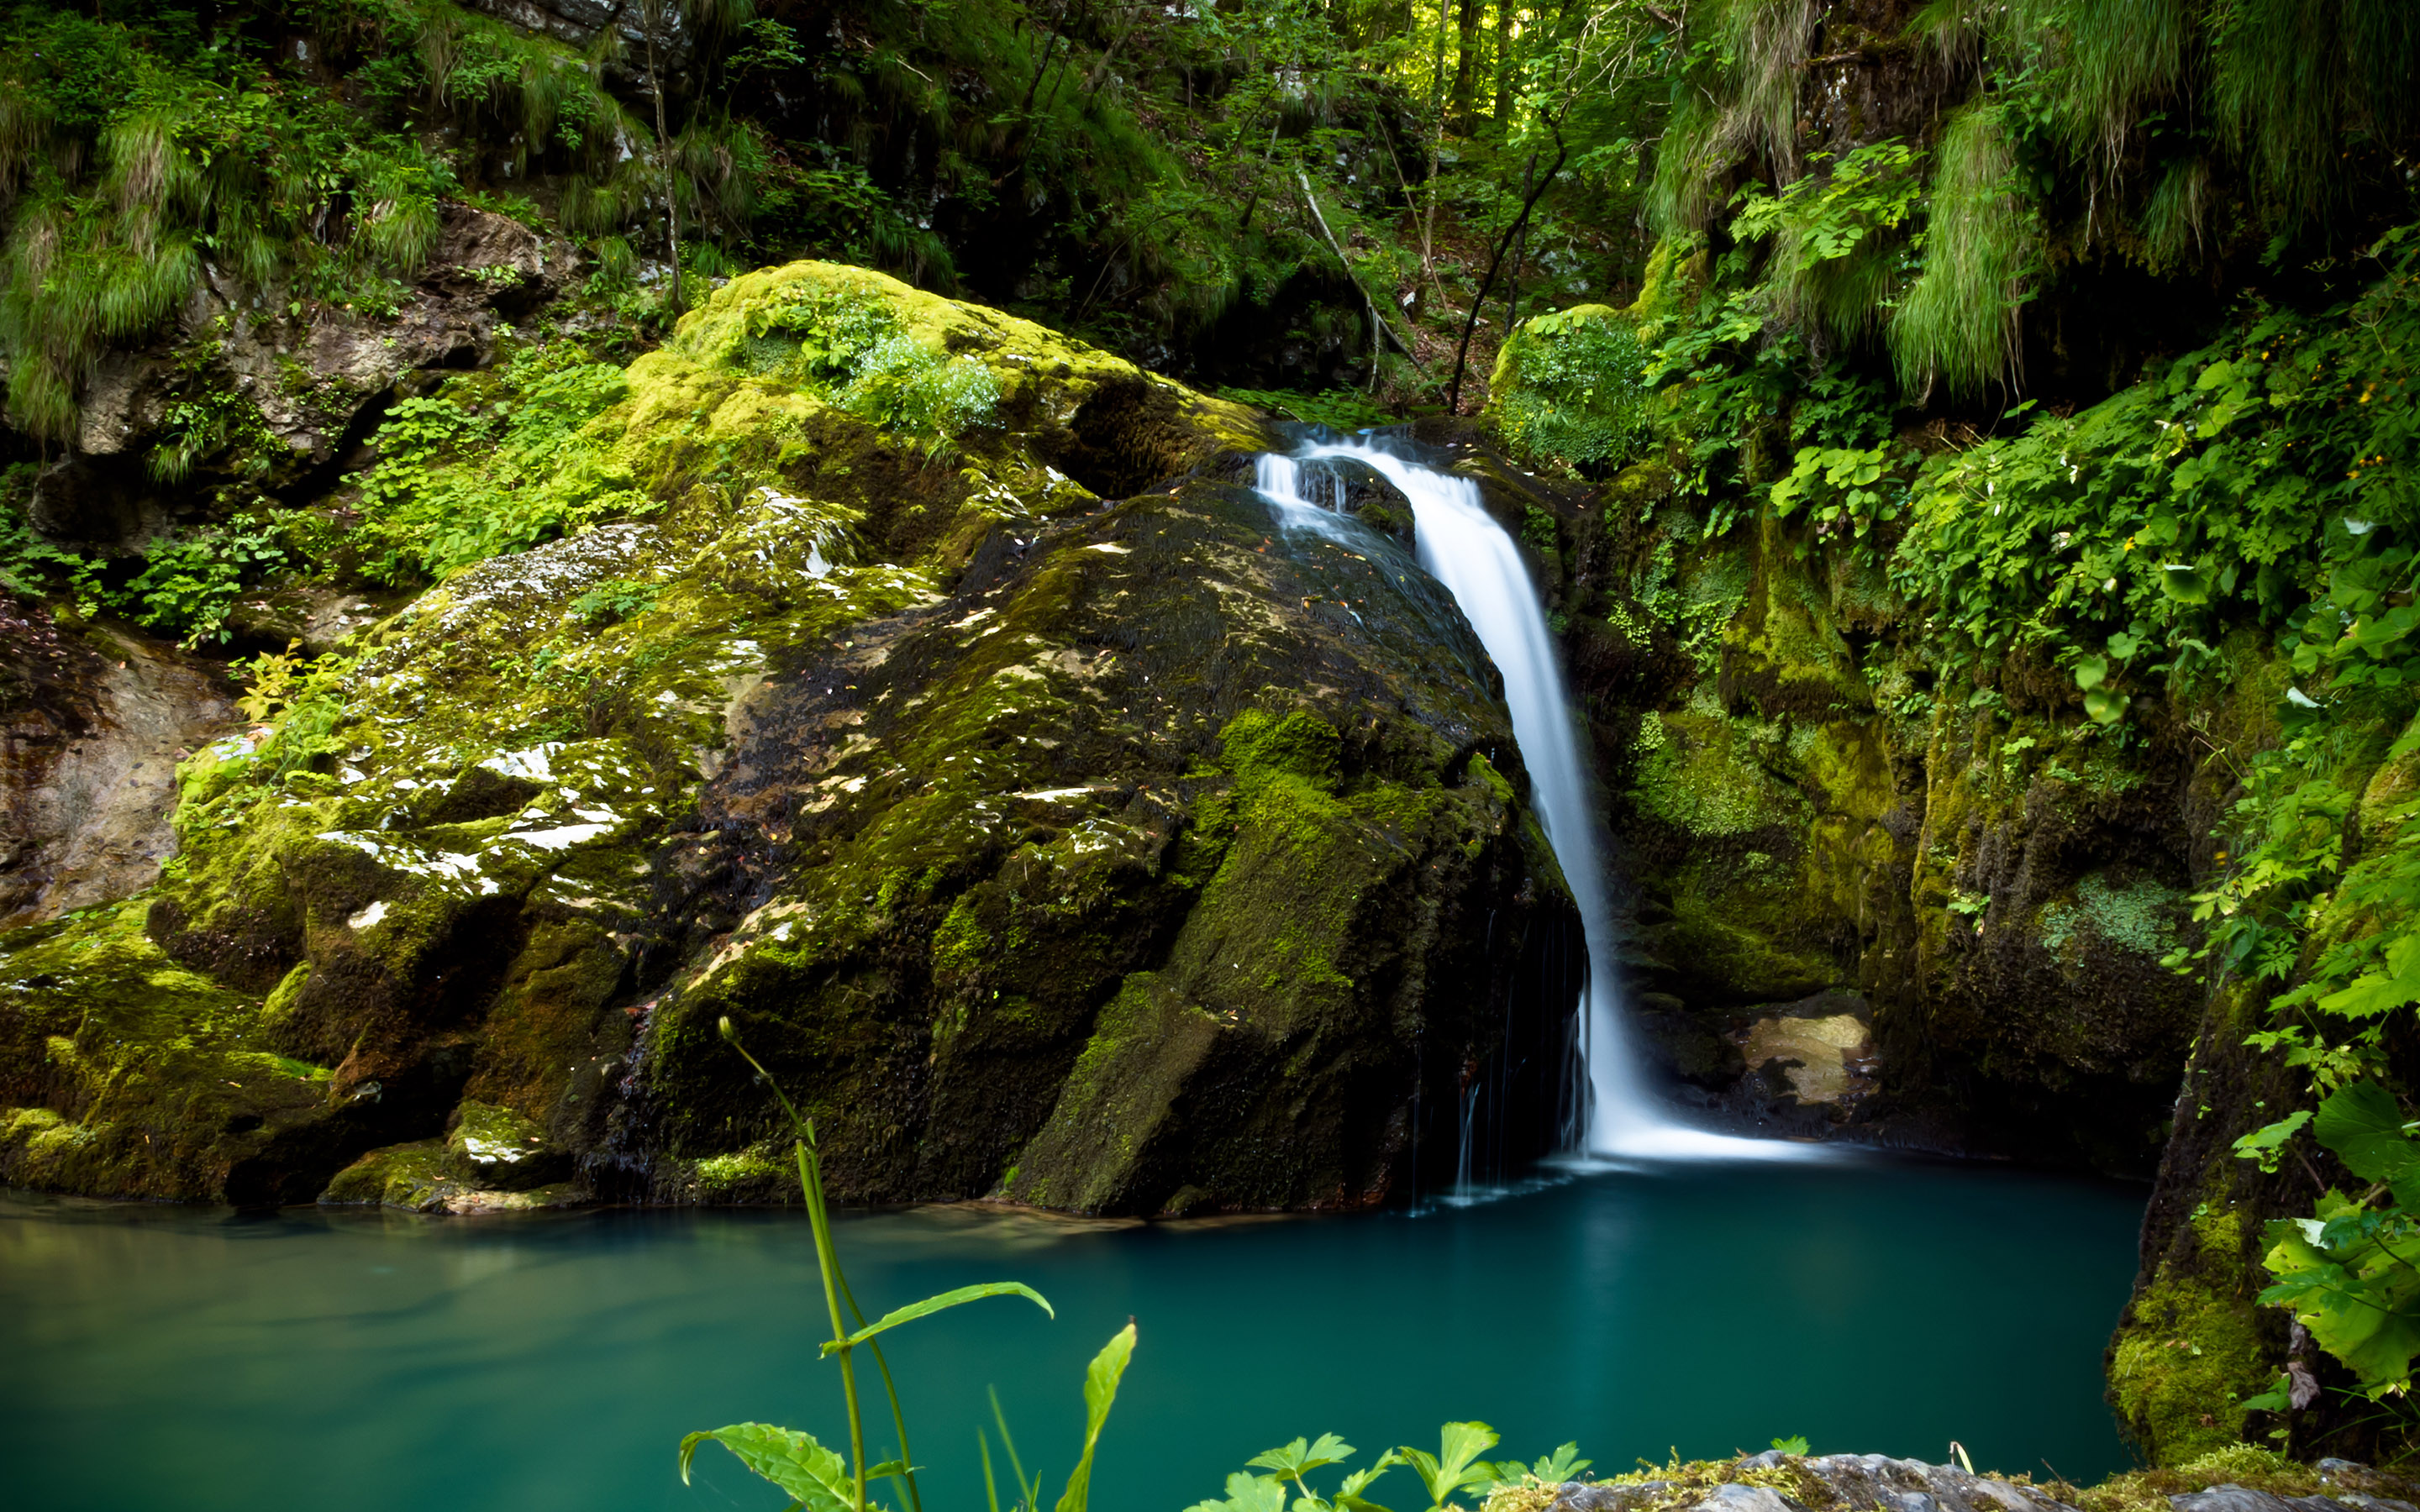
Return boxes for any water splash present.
[1284,436,1822,1163]
[1254,453,1360,542]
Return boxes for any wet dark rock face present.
[628,478,1581,1214]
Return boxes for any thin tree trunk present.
[1019,28,1062,113]
[1447,128,1562,412]
[1085,2,1144,94]
[1492,0,1518,123]
[1450,0,1481,129]
[1299,170,1424,368]
[1502,150,1535,334]
[644,3,682,314]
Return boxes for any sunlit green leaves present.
[1400,1423,1499,1510]
[680,1423,854,1512]
[2231,1110,2312,1173]
[1053,1323,1136,1512]
[2260,1192,2420,1396]
[1250,1436,1359,1481]
[823,1282,1055,1354]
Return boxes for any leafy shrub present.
[124,520,288,646]
[349,345,639,582]
[569,577,658,627]
[1487,306,1651,475]
[744,283,1002,444]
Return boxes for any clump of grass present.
[1889,102,2033,400]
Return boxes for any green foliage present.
[1217,386,1398,433]
[1402,1423,1500,1510]
[1768,442,1911,549]
[681,1423,855,1512]
[349,344,639,582]
[1728,139,1923,345]
[684,1023,1133,1512]
[1488,306,1650,474]
[126,519,288,645]
[568,578,659,627]
[0,475,284,644]
[1769,1436,1811,1457]
[2254,1087,2420,1394]
[1893,223,2420,688]
[1193,1425,1590,1512]
[743,283,1002,444]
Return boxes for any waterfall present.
[1260,437,1817,1163]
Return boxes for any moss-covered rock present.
[5,263,1576,1216]
[1482,305,1653,477]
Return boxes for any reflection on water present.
[3,1158,2145,1512]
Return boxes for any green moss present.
[2109,1205,2272,1463]
[1219,709,1344,791]
[2041,874,2182,959]
[1631,704,1807,837]
[320,1140,455,1210]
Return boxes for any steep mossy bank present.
[1471,197,2420,1459]
[0,262,1581,1216]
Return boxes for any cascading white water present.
[1262,438,1817,1162]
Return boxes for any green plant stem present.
[799,1140,870,1512]
[838,1267,923,1512]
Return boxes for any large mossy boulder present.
[0,262,1578,1215]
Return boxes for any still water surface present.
[3,1157,2145,1512]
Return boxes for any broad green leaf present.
[1401,1423,1499,1509]
[1252,1435,1355,1478]
[1189,1473,1290,1512]
[2312,1082,2420,1200]
[2074,654,2109,690]
[2260,1211,2420,1391]
[2232,1110,2312,1173]
[2084,688,2124,724]
[1055,1321,1137,1512]
[823,1281,1053,1353]
[2161,564,2211,604]
[2315,936,2420,1025]
[679,1423,851,1512]
[2107,630,2142,660]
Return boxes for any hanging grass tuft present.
[1888,102,2033,401]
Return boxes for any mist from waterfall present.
[1260,436,1818,1162]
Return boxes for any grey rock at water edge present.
[1554,1455,2079,1512]
[2171,1486,2420,1512]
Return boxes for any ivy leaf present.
[679,1423,851,1512]
[2107,630,2143,660]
